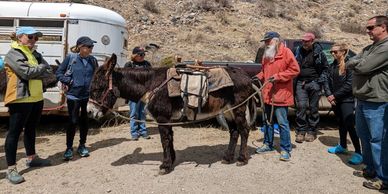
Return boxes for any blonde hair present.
[332,43,349,75]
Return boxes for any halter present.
[89,73,115,110]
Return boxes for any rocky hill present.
[23,0,388,65]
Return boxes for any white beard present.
[263,45,276,60]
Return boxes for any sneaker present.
[6,167,25,184]
[295,133,305,143]
[327,144,348,154]
[348,153,363,165]
[279,151,291,161]
[255,144,274,154]
[353,169,376,179]
[63,148,73,161]
[363,178,388,190]
[305,132,316,142]
[77,145,90,157]
[131,136,139,141]
[141,134,151,139]
[26,156,51,168]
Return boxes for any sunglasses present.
[82,45,94,49]
[27,34,39,41]
[330,50,339,54]
[138,53,145,57]
[366,25,380,31]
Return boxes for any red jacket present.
[256,43,300,106]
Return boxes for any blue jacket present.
[56,53,97,99]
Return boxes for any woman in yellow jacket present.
[4,27,52,184]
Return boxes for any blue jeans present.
[262,104,292,153]
[355,100,388,183]
[129,100,147,138]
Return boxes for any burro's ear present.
[105,53,117,77]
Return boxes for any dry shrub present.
[203,25,216,33]
[306,24,324,39]
[195,0,216,12]
[143,0,160,14]
[70,0,85,3]
[350,4,362,14]
[216,12,229,25]
[215,0,231,8]
[340,21,365,34]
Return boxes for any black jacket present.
[294,43,329,84]
[124,60,151,68]
[323,58,354,103]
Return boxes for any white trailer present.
[0,1,129,116]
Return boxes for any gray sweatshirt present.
[346,37,388,102]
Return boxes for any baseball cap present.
[260,31,280,42]
[132,47,147,55]
[302,32,316,41]
[76,36,97,47]
[16,27,43,37]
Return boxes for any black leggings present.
[333,102,361,154]
[66,98,89,149]
[5,101,43,166]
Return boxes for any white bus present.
[0,1,128,116]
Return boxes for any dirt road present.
[0,116,383,194]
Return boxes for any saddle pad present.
[207,68,234,92]
[167,68,181,97]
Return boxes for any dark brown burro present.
[89,54,258,175]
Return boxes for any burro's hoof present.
[158,168,171,175]
[221,159,232,164]
[236,161,248,166]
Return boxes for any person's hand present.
[268,76,276,83]
[327,95,336,106]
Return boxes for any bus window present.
[19,20,64,27]
[0,19,13,27]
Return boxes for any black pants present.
[333,102,361,154]
[5,101,43,166]
[66,98,89,149]
[295,80,321,134]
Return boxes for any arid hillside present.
[24,0,388,65]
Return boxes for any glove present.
[268,76,276,83]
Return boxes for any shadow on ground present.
[111,144,257,169]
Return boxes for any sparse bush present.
[296,22,306,31]
[143,0,160,14]
[350,4,362,14]
[196,0,216,12]
[216,12,229,25]
[307,24,324,39]
[70,0,85,3]
[340,22,365,34]
[215,0,231,8]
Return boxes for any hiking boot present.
[63,148,73,161]
[26,156,51,168]
[141,134,151,139]
[295,133,305,143]
[131,136,139,141]
[255,144,274,154]
[6,167,25,184]
[348,153,363,165]
[77,145,90,157]
[305,132,316,142]
[279,151,291,161]
[363,178,388,190]
[353,169,376,179]
[327,144,348,154]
